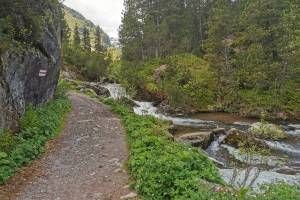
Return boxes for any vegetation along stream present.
[102,83,300,191]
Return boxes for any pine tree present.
[94,26,103,53]
[234,1,291,89]
[186,0,212,55]
[119,0,144,61]
[73,23,81,48]
[205,0,237,107]
[82,26,91,51]
[62,19,71,46]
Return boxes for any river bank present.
[100,83,300,190]
[65,79,300,191]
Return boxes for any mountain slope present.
[64,5,111,46]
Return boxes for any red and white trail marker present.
[39,69,47,77]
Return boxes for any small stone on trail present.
[90,172,96,176]
[114,168,122,173]
[120,192,138,199]
[122,185,130,189]
[78,119,94,123]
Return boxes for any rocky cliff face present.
[0,1,62,131]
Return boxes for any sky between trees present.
[64,0,124,38]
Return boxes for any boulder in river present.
[222,128,268,150]
[249,122,288,140]
[86,82,111,97]
[212,128,227,136]
[176,131,214,149]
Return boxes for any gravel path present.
[0,92,135,200]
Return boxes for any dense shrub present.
[63,46,110,81]
[109,54,215,111]
[101,99,232,199]
[0,130,19,154]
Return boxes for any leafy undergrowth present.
[100,98,300,200]
[0,82,71,184]
[101,98,236,200]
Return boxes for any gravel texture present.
[0,92,134,200]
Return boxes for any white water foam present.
[221,145,285,167]
[287,129,300,136]
[207,135,226,153]
[133,101,216,127]
[266,141,300,155]
[101,84,128,100]
[220,168,300,192]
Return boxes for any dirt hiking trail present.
[0,92,136,200]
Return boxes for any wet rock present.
[76,85,85,90]
[212,128,227,136]
[222,128,268,150]
[176,132,214,149]
[208,156,225,167]
[92,86,110,97]
[249,122,288,140]
[84,82,110,97]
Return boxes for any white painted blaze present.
[39,69,47,77]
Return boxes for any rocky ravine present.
[0,1,62,131]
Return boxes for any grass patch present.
[0,82,71,184]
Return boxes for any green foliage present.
[100,99,300,199]
[108,60,123,81]
[109,54,215,111]
[94,26,103,53]
[0,17,14,52]
[63,44,110,81]
[73,23,81,48]
[20,105,41,131]
[249,122,288,140]
[118,0,300,118]
[63,17,111,81]
[0,130,18,153]
[0,0,63,47]
[119,0,210,60]
[255,183,300,200]
[82,26,91,51]
[0,83,71,184]
[101,99,229,199]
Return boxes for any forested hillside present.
[116,0,300,119]
[62,6,112,82]
[64,5,111,46]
